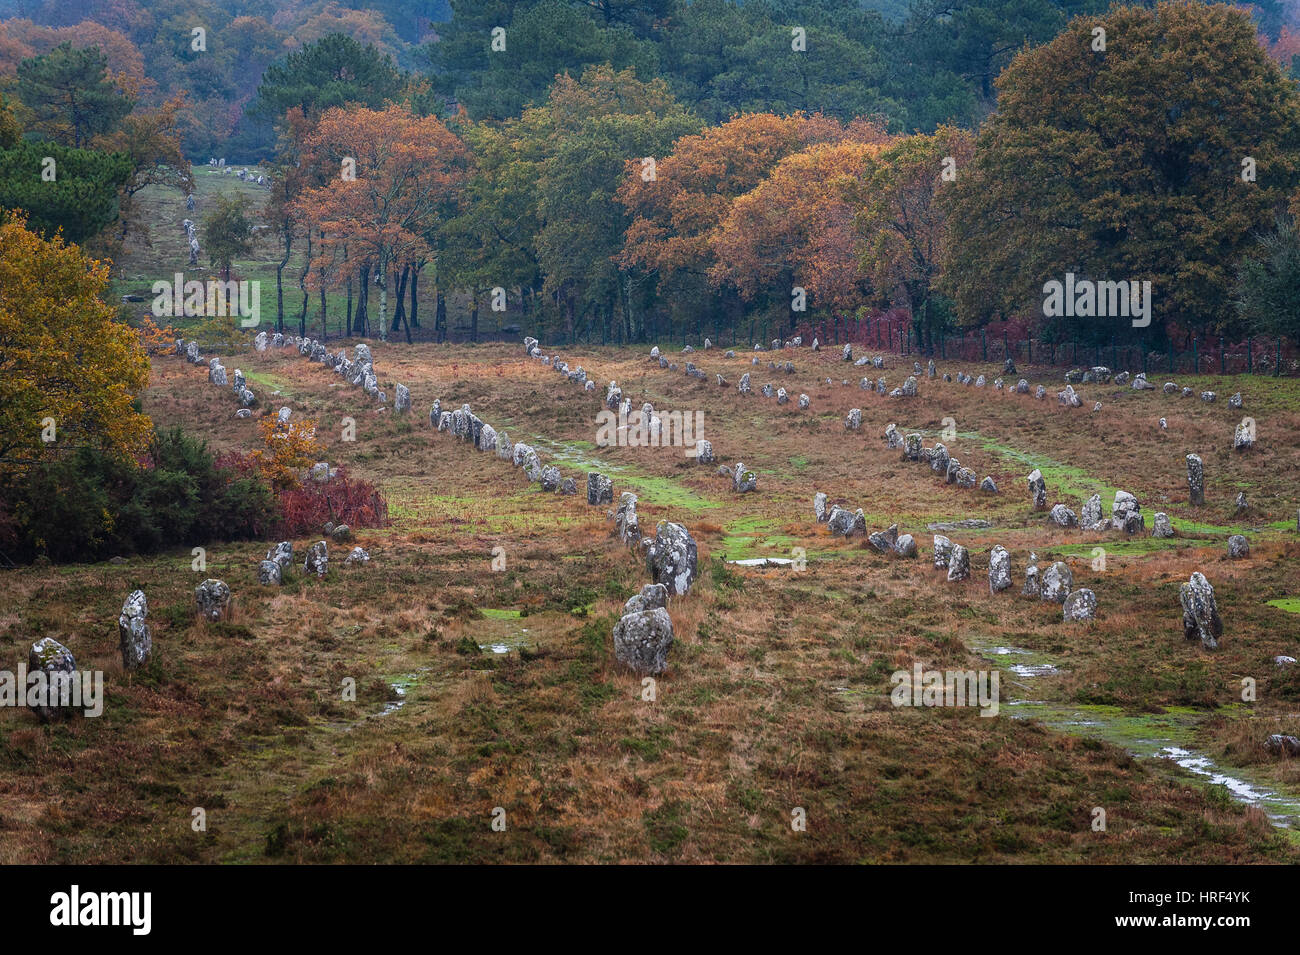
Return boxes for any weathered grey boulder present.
[1236,491,1249,513]
[1229,392,1243,409]
[1227,535,1250,559]
[868,524,899,554]
[1266,735,1300,756]
[625,583,668,615]
[614,492,640,547]
[827,506,859,537]
[894,534,917,558]
[28,638,77,722]
[1233,420,1254,451]
[1022,565,1041,597]
[394,383,411,413]
[1201,391,1216,403]
[257,560,282,585]
[954,467,977,489]
[947,545,970,581]
[1027,469,1047,509]
[1111,490,1144,534]
[587,473,614,506]
[988,545,1012,593]
[1049,503,1078,528]
[304,541,328,577]
[845,408,861,430]
[209,364,228,386]
[195,579,232,621]
[979,476,998,494]
[1186,454,1204,506]
[118,590,150,670]
[343,546,370,566]
[522,449,544,483]
[614,607,674,675]
[267,541,293,570]
[1152,512,1173,538]
[776,387,789,404]
[842,344,853,361]
[814,492,829,523]
[478,423,498,453]
[798,393,810,409]
[1179,572,1222,650]
[732,462,757,493]
[933,535,953,569]
[929,443,949,474]
[645,521,698,596]
[693,439,714,464]
[330,524,351,542]
[1081,493,1104,531]
[310,461,332,483]
[738,372,751,395]
[539,465,562,492]
[1063,589,1097,622]
[1041,561,1073,603]
[903,433,922,462]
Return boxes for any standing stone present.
[738,372,751,395]
[1041,562,1073,603]
[1049,503,1078,528]
[1233,420,1254,451]
[1228,392,1243,409]
[947,545,970,581]
[1152,512,1173,538]
[894,534,918,558]
[587,473,614,506]
[1081,493,1104,531]
[258,560,282,585]
[539,465,562,492]
[903,433,922,462]
[614,492,639,546]
[195,579,232,621]
[1063,589,1097,622]
[845,408,861,430]
[1111,490,1144,534]
[1022,565,1041,597]
[394,383,411,414]
[613,607,674,675]
[304,541,329,577]
[827,506,858,537]
[988,545,1011,593]
[732,462,757,493]
[1027,469,1046,509]
[1227,535,1250,559]
[1180,572,1223,650]
[118,590,150,670]
[343,546,371,566]
[979,476,998,494]
[814,492,829,523]
[645,521,697,596]
[478,423,498,453]
[933,535,953,569]
[798,393,810,409]
[267,541,293,569]
[28,638,77,722]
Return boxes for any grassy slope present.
[2,179,1298,864]
[1,337,1297,863]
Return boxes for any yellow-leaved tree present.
[0,213,152,466]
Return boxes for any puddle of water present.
[466,613,534,655]
[970,638,1300,828]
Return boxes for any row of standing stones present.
[26,538,373,722]
[38,339,396,722]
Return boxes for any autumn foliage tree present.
[940,2,1300,341]
[710,139,884,326]
[849,126,974,352]
[293,103,469,341]
[0,213,151,467]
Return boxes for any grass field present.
[2,325,1299,862]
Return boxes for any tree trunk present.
[436,290,447,343]
[276,230,290,334]
[297,232,311,337]
[409,262,421,328]
[346,273,353,337]
[392,264,409,332]
[377,253,388,343]
[356,262,369,337]
[470,289,479,343]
